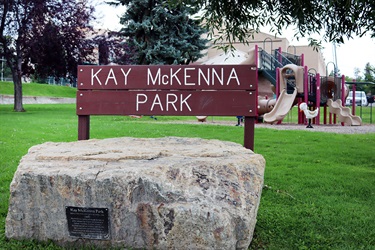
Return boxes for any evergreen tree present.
[116,0,208,65]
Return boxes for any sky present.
[93,3,375,78]
[326,36,375,78]
[92,1,126,31]
[280,29,375,78]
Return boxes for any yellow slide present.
[264,88,297,124]
[327,99,362,126]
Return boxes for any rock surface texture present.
[6,137,265,249]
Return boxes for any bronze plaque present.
[66,206,110,240]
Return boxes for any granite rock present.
[6,137,265,249]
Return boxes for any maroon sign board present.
[77,65,258,150]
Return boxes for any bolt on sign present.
[77,65,258,150]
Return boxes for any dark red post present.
[352,81,356,116]
[276,67,282,125]
[341,75,345,126]
[315,74,321,125]
[78,115,90,140]
[244,116,255,151]
[324,105,327,124]
[298,98,302,124]
[303,66,308,125]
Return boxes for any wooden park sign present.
[77,64,258,150]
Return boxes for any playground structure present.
[327,99,362,126]
[263,64,303,123]
[299,102,319,128]
[197,31,374,125]
[253,45,364,126]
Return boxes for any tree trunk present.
[13,77,24,112]
[13,59,25,112]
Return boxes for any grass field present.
[280,105,375,125]
[0,81,76,98]
[1,82,375,249]
[1,102,374,249]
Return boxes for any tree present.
[354,67,362,81]
[170,0,375,50]
[114,0,208,65]
[112,39,138,65]
[0,0,95,111]
[92,30,137,65]
[364,63,375,83]
[363,63,375,94]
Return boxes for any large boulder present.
[6,137,265,249]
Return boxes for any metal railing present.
[45,76,77,87]
[276,51,302,66]
[259,49,283,84]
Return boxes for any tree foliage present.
[170,0,375,50]
[114,0,208,65]
[29,2,95,81]
[364,63,375,83]
[347,63,375,94]
[111,39,138,65]
[363,63,375,94]
[93,30,137,65]
[0,0,95,111]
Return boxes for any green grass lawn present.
[281,105,375,125]
[0,81,76,98]
[1,103,374,249]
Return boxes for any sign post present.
[77,65,257,150]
